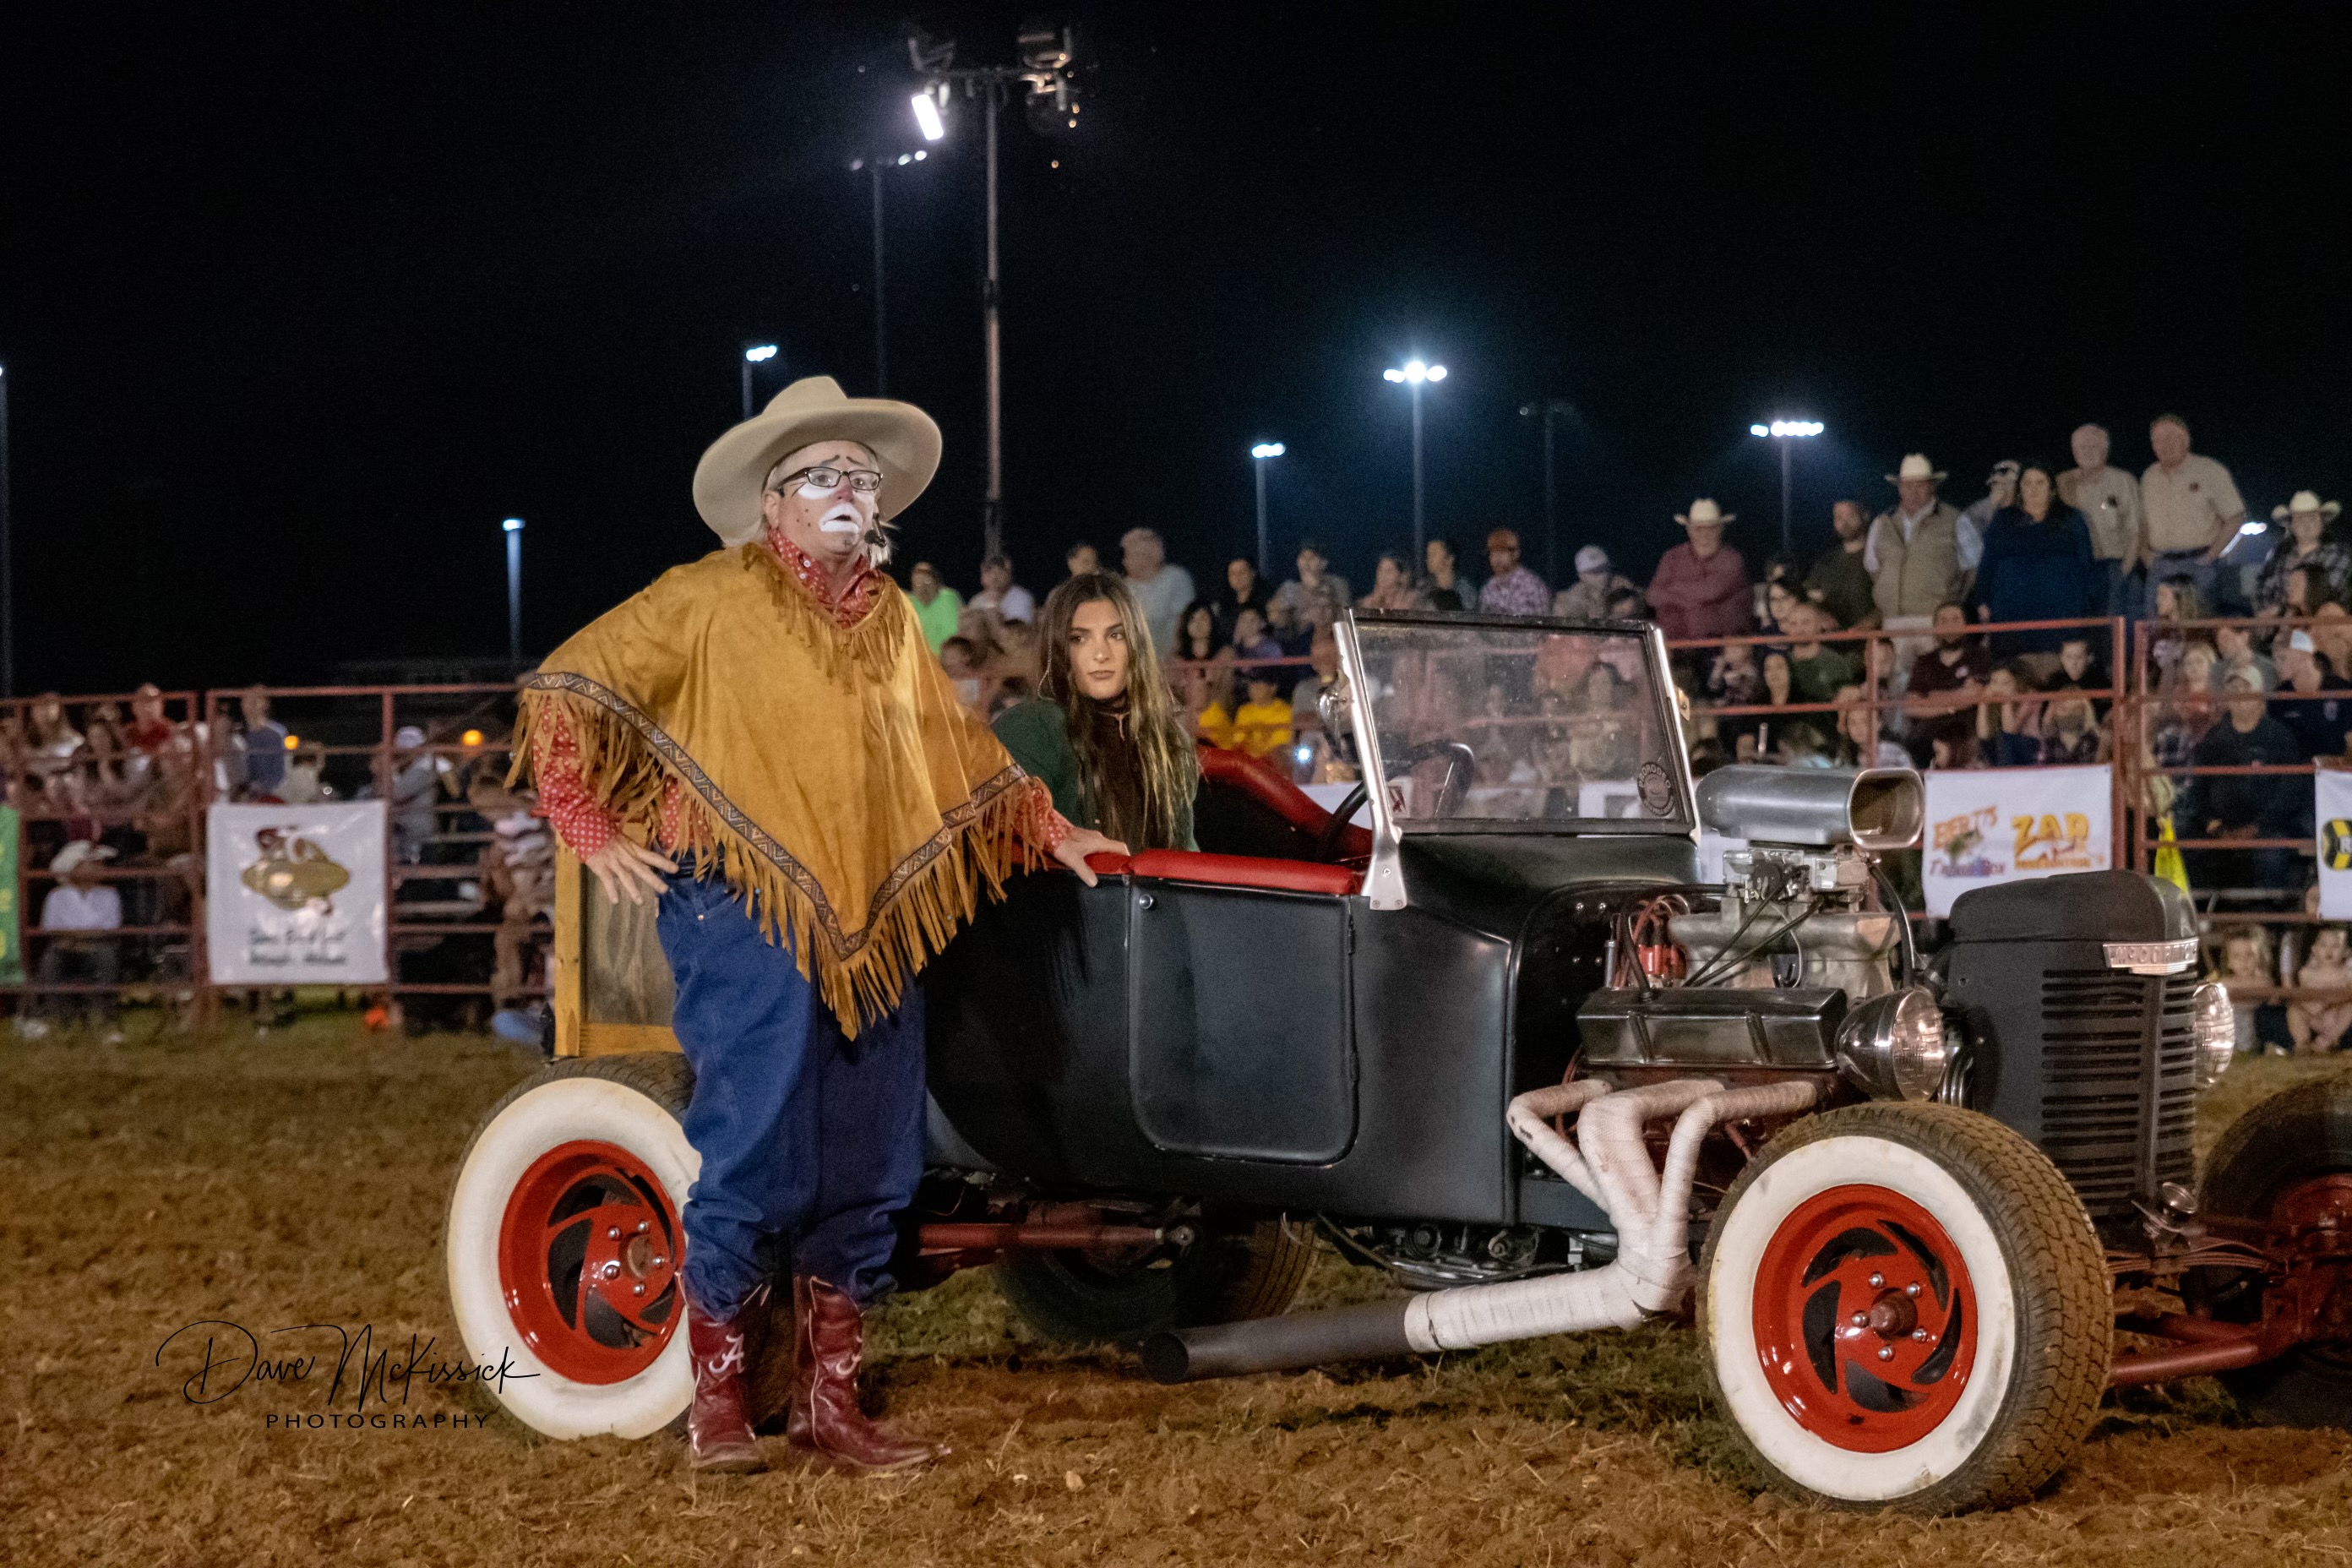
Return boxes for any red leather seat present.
[1195,745,1373,861]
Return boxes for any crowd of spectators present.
[2,683,548,1038]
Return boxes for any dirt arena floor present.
[3,1018,2348,1567]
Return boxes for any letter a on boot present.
[685,1285,766,1473]
[792,1277,945,1472]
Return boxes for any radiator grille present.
[2036,970,2198,1218]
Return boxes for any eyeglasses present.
[772,465,884,495]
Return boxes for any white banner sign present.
[1920,765,2112,917]
[2315,770,2352,918]
[206,802,389,983]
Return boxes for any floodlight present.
[743,344,777,363]
[502,517,525,533]
[912,91,946,142]
[1251,443,1286,460]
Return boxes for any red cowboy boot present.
[683,1286,766,1473]
[790,1276,946,1471]
[783,1274,814,1448]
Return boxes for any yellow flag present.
[2151,817,2190,897]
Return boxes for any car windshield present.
[1348,616,1691,831]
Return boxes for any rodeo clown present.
[514,376,1123,1473]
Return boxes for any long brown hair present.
[1037,573,1199,849]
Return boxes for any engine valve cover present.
[1576,985,1847,1069]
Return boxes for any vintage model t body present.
[445,611,2352,1514]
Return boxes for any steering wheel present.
[1314,739,1477,863]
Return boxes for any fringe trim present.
[739,543,912,687]
[512,677,1035,1036]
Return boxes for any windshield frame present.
[1334,609,1699,859]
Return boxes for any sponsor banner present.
[1920,765,2111,917]
[206,802,389,983]
[2315,770,2352,918]
[0,805,21,984]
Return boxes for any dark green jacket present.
[993,697,1197,851]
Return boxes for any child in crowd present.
[2289,924,2352,1053]
[1707,639,1762,707]
[2039,693,2106,764]
[938,636,983,712]
[1192,651,1240,749]
[1974,663,2041,766]
[1229,607,1283,663]
[1231,672,1295,760]
[2219,925,2292,1054]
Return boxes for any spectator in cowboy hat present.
[1553,544,1641,622]
[2255,491,2352,620]
[1866,454,1981,628]
[27,839,123,1042]
[1646,498,1754,642]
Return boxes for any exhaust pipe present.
[1143,1076,1820,1383]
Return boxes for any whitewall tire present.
[1699,1103,2110,1514]
[444,1054,700,1440]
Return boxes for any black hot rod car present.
[446,611,2352,1514]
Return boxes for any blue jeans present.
[655,868,927,1317]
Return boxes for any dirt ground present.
[3,1019,2348,1568]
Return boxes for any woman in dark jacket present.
[1970,461,2099,662]
[992,574,1200,851]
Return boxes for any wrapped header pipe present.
[1142,1077,1821,1383]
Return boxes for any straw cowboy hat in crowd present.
[2273,490,2344,524]
[1676,498,1736,527]
[690,375,943,547]
[49,840,116,877]
[1885,453,1949,485]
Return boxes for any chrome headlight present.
[1836,985,1949,1102]
[2191,981,2235,1087]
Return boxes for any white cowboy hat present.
[50,840,117,877]
[1885,453,1949,484]
[1675,498,1735,526]
[2272,490,2344,523]
[690,375,942,547]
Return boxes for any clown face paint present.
[765,441,882,570]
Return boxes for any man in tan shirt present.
[2138,413,2246,618]
[2057,422,2142,615]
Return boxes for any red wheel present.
[1702,1103,2109,1513]
[447,1054,699,1439]
[2189,1079,2352,1429]
[498,1139,685,1384]
[1751,1184,1977,1452]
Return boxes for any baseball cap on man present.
[1574,545,1611,575]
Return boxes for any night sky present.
[6,3,2349,694]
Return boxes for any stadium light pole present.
[503,518,525,670]
[906,24,1080,560]
[1519,398,1572,586]
[0,361,12,697]
[1250,443,1286,578]
[1383,359,1446,559]
[847,150,930,396]
[742,343,778,421]
[1749,419,1824,556]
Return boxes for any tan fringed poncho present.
[512,543,1037,1034]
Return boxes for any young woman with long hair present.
[993,572,1200,851]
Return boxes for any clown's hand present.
[1051,827,1128,887]
[585,838,677,905]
